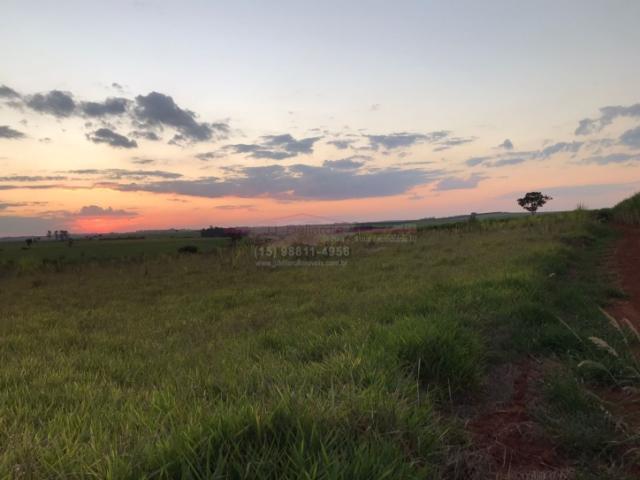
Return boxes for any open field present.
[0,237,229,271]
[1,209,639,478]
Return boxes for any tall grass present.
[612,191,640,224]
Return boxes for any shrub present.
[595,208,613,223]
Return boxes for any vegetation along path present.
[465,202,640,479]
[608,225,640,331]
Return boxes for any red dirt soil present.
[607,225,640,331]
[603,225,640,475]
[468,361,572,479]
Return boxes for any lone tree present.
[517,192,552,215]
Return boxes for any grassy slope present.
[0,212,635,478]
[612,191,640,224]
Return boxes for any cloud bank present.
[0,85,230,147]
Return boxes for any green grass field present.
[0,210,638,478]
[0,236,229,271]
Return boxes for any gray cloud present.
[67,168,182,180]
[26,90,76,117]
[87,128,138,149]
[538,141,583,158]
[227,134,322,159]
[168,133,188,146]
[575,103,640,135]
[322,158,366,169]
[227,144,291,160]
[262,134,320,154]
[620,126,640,149]
[471,153,534,168]
[0,184,62,191]
[397,160,433,166]
[3,86,228,145]
[131,130,161,141]
[465,141,583,168]
[0,175,66,181]
[110,163,440,201]
[575,119,597,136]
[195,150,225,161]
[76,205,135,217]
[0,85,20,99]
[130,157,155,165]
[134,91,229,142]
[491,157,528,167]
[581,153,640,165]
[465,156,492,167]
[433,136,475,151]
[214,204,256,210]
[327,139,357,150]
[435,173,486,191]
[366,131,449,150]
[80,97,130,117]
[0,125,25,139]
[498,139,514,150]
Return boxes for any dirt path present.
[603,225,640,476]
[607,225,640,330]
[466,225,640,479]
[468,361,572,479]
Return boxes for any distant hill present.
[352,211,527,230]
[416,211,527,226]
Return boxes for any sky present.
[1,0,640,236]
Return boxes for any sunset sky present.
[1,0,640,236]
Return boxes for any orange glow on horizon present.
[70,216,139,234]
